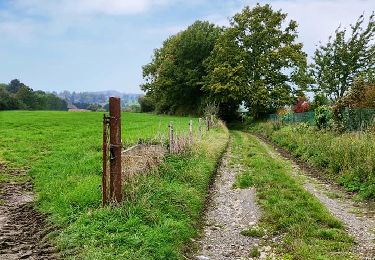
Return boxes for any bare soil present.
[0,163,57,260]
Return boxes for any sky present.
[0,0,374,94]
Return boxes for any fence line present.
[265,108,375,131]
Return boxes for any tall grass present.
[250,122,375,199]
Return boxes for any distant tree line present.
[57,90,141,108]
[140,4,374,120]
[0,79,67,111]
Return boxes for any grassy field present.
[231,131,354,259]
[0,111,228,259]
[250,122,375,200]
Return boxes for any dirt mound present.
[0,164,57,260]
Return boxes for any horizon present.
[0,0,374,93]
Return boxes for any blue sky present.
[0,0,373,93]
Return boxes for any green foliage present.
[250,123,375,199]
[311,93,330,110]
[314,105,333,129]
[0,111,228,259]
[332,78,375,131]
[141,21,222,115]
[0,79,67,111]
[205,4,311,118]
[231,131,353,259]
[311,13,375,100]
[138,95,155,112]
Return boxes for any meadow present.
[0,111,228,259]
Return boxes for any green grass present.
[0,111,228,259]
[250,122,375,199]
[240,226,265,237]
[231,131,354,259]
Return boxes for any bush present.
[315,105,333,129]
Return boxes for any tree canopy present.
[311,13,375,100]
[204,4,310,118]
[141,21,222,115]
[0,79,67,111]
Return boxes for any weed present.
[241,226,265,237]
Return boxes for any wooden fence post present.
[206,116,210,131]
[169,122,174,154]
[198,118,202,140]
[102,114,109,207]
[109,97,122,204]
[189,120,193,145]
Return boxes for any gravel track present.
[194,143,261,260]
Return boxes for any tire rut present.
[194,141,261,260]
[0,163,57,260]
[254,134,375,259]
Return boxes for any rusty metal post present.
[169,122,174,154]
[189,120,193,145]
[102,114,109,207]
[109,97,122,204]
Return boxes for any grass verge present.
[249,122,375,199]
[58,127,228,259]
[231,131,354,259]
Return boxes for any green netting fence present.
[265,108,375,131]
[342,108,375,131]
[266,111,315,125]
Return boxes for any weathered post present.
[169,122,174,154]
[198,118,202,140]
[189,120,193,145]
[102,114,109,207]
[109,97,122,204]
[205,116,210,131]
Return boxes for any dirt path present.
[255,135,375,259]
[0,163,57,260]
[194,142,261,260]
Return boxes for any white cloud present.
[12,0,177,16]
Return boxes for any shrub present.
[315,105,333,129]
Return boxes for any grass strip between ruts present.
[231,131,354,260]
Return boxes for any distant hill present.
[56,90,143,108]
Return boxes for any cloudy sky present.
[0,0,373,93]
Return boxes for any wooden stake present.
[169,122,174,154]
[189,120,193,145]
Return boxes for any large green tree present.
[141,21,222,115]
[204,4,310,118]
[311,13,375,100]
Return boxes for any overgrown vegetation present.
[0,111,228,259]
[232,131,354,259]
[0,79,67,111]
[250,122,375,199]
